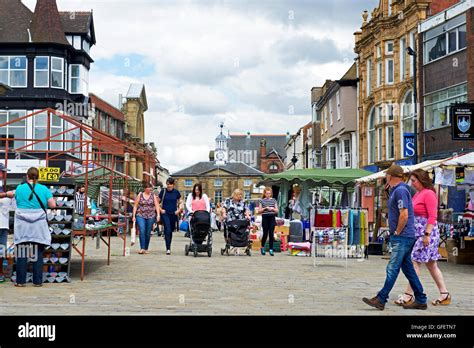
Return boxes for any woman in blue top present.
[14,167,56,287]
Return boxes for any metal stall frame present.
[1,108,156,280]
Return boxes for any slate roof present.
[172,161,264,177]
[89,93,125,122]
[227,134,287,167]
[0,0,94,45]
[126,83,148,111]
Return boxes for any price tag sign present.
[39,167,61,182]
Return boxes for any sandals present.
[14,283,26,287]
[138,249,145,254]
[432,292,451,306]
[394,293,414,306]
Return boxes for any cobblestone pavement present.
[0,231,473,315]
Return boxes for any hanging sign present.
[452,104,474,140]
[39,167,61,182]
[403,133,416,157]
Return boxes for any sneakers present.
[403,302,428,310]
[166,250,171,255]
[269,249,274,256]
[362,296,385,310]
[0,275,5,283]
[260,248,265,256]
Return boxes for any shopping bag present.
[131,221,136,245]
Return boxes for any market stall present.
[258,168,372,260]
[1,108,151,281]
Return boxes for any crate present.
[251,240,262,251]
[446,239,474,265]
[274,226,290,235]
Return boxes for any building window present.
[410,31,416,76]
[368,108,376,164]
[244,179,252,187]
[366,58,372,96]
[214,179,223,187]
[342,139,351,168]
[377,128,383,161]
[66,35,73,45]
[329,100,333,126]
[400,37,406,81]
[402,90,415,135]
[385,41,394,55]
[32,111,63,151]
[377,105,383,124]
[269,162,279,173]
[0,56,27,88]
[424,15,466,64]
[324,107,328,132]
[312,103,319,122]
[336,91,341,121]
[184,179,193,187]
[377,61,382,87]
[376,45,381,59]
[83,39,90,54]
[327,146,337,169]
[386,59,394,84]
[386,126,395,160]
[388,0,392,16]
[424,83,467,130]
[51,57,64,89]
[0,110,27,149]
[214,190,222,203]
[386,103,394,121]
[244,190,251,200]
[69,65,89,95]
[34,57,49,87]
[73,35,82,50]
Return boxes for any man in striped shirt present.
[75,185,86,215]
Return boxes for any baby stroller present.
[221,219,252,256]
[185,210,213,257]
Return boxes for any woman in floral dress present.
[395,169,451,306]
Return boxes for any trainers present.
[362,296,385,310]
[269,249,274,256]
[403,302,427,310]
[166,250,171,255]
[0,275,5,283]
[260,248,265,255]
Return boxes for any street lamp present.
[291,135,298,169]
[407,46,418,165]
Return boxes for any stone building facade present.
[355,0,432,171]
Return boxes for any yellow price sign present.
[39,167,61,182]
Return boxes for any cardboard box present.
[251,240,262,251]
[275,226,290,235]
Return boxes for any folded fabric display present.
[315,209,332,227]
[314,228,346,245]
[288,242,311,252]
[352,211,360,246]
[65,201,75,208]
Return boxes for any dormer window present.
[73,35,82,50]
[83,39,90,54]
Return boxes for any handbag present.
[130,221,137,245]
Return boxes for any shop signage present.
[403,133,416,157]
[0,160,45,174]
[39,167,61,182]
[452,104,474,140]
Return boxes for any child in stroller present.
[185,210,213,257]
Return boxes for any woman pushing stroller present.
[221,189,251,256]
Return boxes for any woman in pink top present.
[186,183,210,214]
[396,169,451,306]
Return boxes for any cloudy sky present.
[25,0,378,173]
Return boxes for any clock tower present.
[215,122,229,166]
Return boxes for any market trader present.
[158,177,182,255]
[362,165,427,310]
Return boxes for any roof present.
[59,11,96,44]
[260,168,373,187]
[0,0,33,43]
[0,0,94,45]
[126,83,148,111]
[172,161,264,177]
[227,134,288,166]
[90,93,125,122]
[340,63,357,81]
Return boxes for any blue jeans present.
[377,235,427,305]
[136,216,155,250]
[15,243,44,285]
[162,213,177,251]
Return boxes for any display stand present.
[12,178,75,283]
[312,227,348,268]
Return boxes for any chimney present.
[260,139,266,171]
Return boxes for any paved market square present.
[0,232,472,316]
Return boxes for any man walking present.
[363,165,427,310]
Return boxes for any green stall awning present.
[259,168,373,188]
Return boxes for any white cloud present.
[21,0,375,172]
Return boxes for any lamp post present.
[291,135,298,169]
[407,46,418,165]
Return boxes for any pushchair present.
[185,210,213,257]
[221,219,252,256]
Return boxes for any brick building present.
[419,0,474,160]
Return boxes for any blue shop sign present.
[403,133,416,158]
